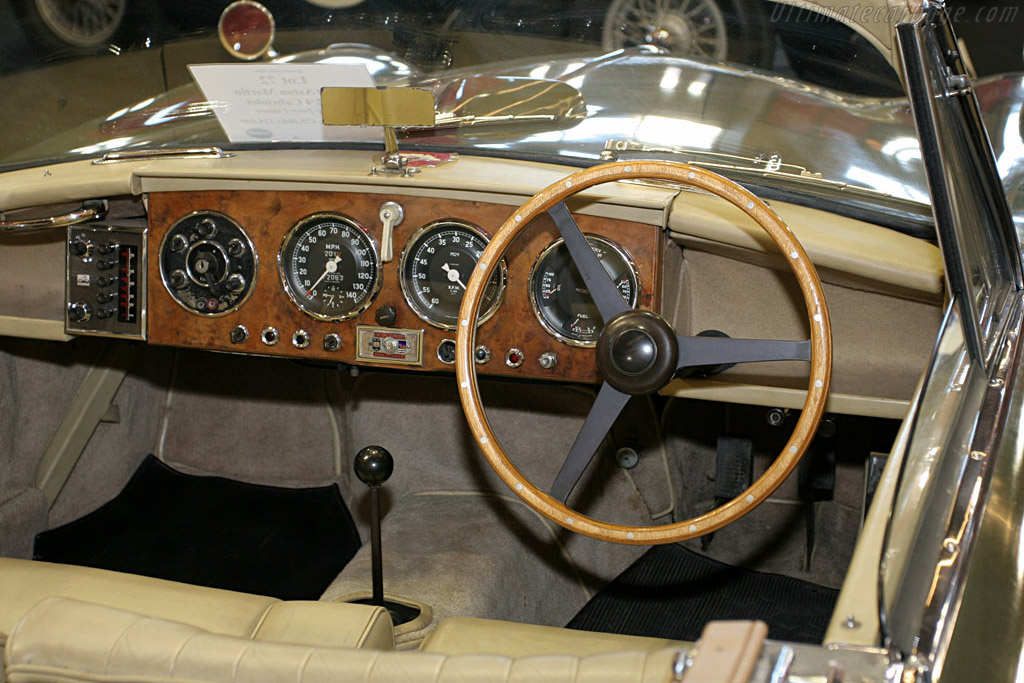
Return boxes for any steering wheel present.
[456,161,831,545]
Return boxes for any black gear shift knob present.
[354,446,394,487]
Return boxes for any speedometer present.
[399,220,506,330]
[279,213,381,321]
[529,235,639,347]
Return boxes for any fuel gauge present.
[529,235,638,347]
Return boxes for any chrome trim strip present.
[1,200,107,233]
[90,147,233,165]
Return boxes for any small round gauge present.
[529,235,639,347]
[279,213,381,321]
[399,220,506,330]
[159,211,257,317]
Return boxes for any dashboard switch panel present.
[66,224,147,339]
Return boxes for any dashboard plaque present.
[355,325,424,365]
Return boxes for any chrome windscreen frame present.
[879,3,1024,679]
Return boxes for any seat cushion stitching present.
[247,602,279,640]
[168,631,200,675]
[103,614,146,674]
[296,646,316,683]
[232,641,253,681]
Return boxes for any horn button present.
[596,310,678,395]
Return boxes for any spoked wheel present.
[456,160,831,545]
[600,0,773,67]
[28,0,128,48]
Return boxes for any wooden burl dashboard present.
[146,190,662,383]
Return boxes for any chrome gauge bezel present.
[398,219,507,331]
[528,234,640,348]
[159,210,259,318]
[278,212,382,322]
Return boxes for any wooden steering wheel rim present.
[456,160,832,545]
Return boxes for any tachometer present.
[279,213,381,321]
[529,235,639,347]
[399,220,506,330]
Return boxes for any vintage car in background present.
[0,0,1022,680]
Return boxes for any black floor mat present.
[35,455,360,600]
[567,544,838,643]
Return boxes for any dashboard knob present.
[67,301,92,323]
[323,333,341,352]
[474,345,491,364]
[169,269,188,289]
[229,325,249,344]
[69,238,90,257]
[225,273,246,293]
[227,238,246,258]
[375,305,397,327]
[196,218,218,239]
[292,330,311,349]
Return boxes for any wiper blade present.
[409,77,586,130]
[603,139,934,237]
[602,140,935,240]
[91,147,234,165]
[603,140,823,178]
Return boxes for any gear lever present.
[352,446,420,626]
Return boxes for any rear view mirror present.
[321,87,437,128]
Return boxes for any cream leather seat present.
[0,558,395,656]
[0,558,699,683]
[4,599,683,683]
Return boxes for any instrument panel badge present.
[355,325,424,366]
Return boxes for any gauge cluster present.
[145,190,660,383]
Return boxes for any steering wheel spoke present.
[550,382,631,502]
[676,335,811,370]
[547,202,631,322]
